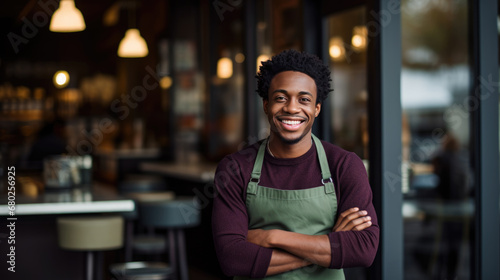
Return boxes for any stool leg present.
[125,219,134,262]
[95,252,103,280]
[86,251,94,280]
[168,229,178,280]
[176,229,189,280]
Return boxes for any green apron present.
[235,134,345,280]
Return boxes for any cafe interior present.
[1,0,499,279]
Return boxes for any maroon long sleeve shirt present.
[212,139,379,278]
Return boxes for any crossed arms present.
[212,151,379,278]
[247,207,373,276]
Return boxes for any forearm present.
[266,249,312,276]
[270,230,332,268]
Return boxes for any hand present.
[247,229,278,248]
[333,207,372,232]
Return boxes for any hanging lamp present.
[118,1,148,58]
[217,50,233,79]
[50,0,86,32]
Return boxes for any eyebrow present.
[271,89,313,97]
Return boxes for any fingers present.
[350,216,372,231]
[333,207,372,232]
[334,207,362,230]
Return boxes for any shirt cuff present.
[328,232,344,269]
[251,247,273,278]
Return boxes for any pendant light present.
[217,50,233,79]
[53,70,70,88]
[329,37,345,61]
[351,26,368,50]
[50,0,86,32]
[118,1,148,58]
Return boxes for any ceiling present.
[0,0,168,86]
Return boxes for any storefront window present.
[401,0,473,279]
[325,6,369,279]
[204,2,245,161]
[255,0,303,138]
[326,6,369,163]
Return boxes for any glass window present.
[401,0,473,279]
[255,0,303,138]
[325,6,369,279]
[326,6,369,163]
[204,1,245,161]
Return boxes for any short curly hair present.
[256,49,332,104]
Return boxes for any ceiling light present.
[50,0,86,32]
[329,37,345,61]
[53,70,70,88]
[217,57,233,79]
[351,26,368,50]
[118,29,149,58]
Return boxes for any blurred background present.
[0,0,499,279]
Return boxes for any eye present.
[300,97,311,103]
[275,96,287,102]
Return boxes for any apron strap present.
[247,138,267,195]
[248,135,335,194]
[312,134,335,194]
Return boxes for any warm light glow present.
[352,35,363,48]
[53,71,70,88]
[118,29,149,58]
[160,76,172,89]
[217,57,233,79]
[351,26,368,50]
[235,53,245,63]
[256,54,270,72]
[330,45,342,58]
[50,0,86,32]
[329,37,345,61]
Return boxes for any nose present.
[284,98,300,114]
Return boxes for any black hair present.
[256,49,332,104]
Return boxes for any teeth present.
[281,120,301,125]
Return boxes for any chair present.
[57,215,124,280]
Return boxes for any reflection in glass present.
[326,7,368,163]
[326,6,369,279]
[401,0,473,279]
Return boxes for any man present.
[212,50,379,279]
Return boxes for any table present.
[140,161,217,183]
[0,183,135,216]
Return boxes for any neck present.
[268,132,313,159]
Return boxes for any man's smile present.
[277,116,307,131]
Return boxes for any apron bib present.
[235,134,345,280]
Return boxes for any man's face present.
[263,71,321,145]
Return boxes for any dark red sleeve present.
[212,155,273,278]
[328,152,380,269]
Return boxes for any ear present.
[315,102,321,118]
[263,99,269,115]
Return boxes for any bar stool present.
[57,215,124,280]
[118,174,170,262]
[138,197,201,280]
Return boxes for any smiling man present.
[212,50,379,279]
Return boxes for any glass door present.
[400,0,473,279]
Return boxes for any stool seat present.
[133,235,167,253]
[119,175,167,194]
[138,197,200,228]
[110,261,173,280]
[57,215,124,280]
[57,215,124,251]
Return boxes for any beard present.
[272,126,310,145]
[279,133,304,145]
